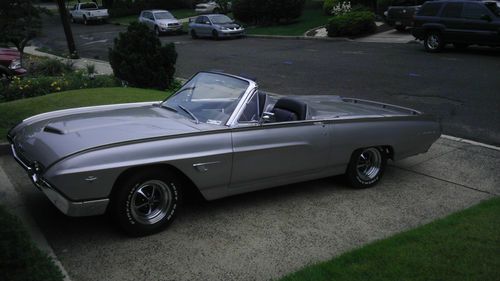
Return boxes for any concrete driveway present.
[1,137,498,281]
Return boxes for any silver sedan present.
[189,14,245,39]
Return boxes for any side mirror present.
[480,14,492,21]
[260,112,275,123]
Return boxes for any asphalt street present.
[34,15,500,145]
[1,138,499,281]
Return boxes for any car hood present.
[156,19,180,25]
[216,22,240,28]
[10,104,204,168]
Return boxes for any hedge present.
[327,10,376,37]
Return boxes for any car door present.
[461,2,498,44]
[230,93,332,190]
[198,16,212,36]
[440,2,464,42]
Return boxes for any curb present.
[246,34,351,42]
[0,164,72,281]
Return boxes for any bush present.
[27,57,74,76]
[109,22,177,90]
[0,72,120,101]
[323,0,336,14]
[233,0,306,24]
[327,10,376,37]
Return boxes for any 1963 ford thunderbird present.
[8,72,441,236]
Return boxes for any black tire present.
[83,16,88,25]
[346,147,387,188]
[70,15,75,23]
[212,29,219,40]
[191,29,198,39]
[110,168,182,236]
[395,26,406,32]
[154,26,161,37]
[424,31,444,53]
[453,43,469,50]
[0,72,11,86]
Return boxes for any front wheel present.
[110,169,182,236]
[155,26,161,37]
[424,31,444,53]
[83,16,88,25]
[346,147,387,188]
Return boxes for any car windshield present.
[81,3,98,9]
[210,15,232,24]
[154,11,174,19]
[485,2,500,16]
[162,72,250,125]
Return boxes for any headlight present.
[9,59,21,70]
[159,23,168,27]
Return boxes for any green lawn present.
[0,87,170,142]
[110,9,196,26]
[0,205,64,281]
[246,9,330,36]
[280,197,500,281]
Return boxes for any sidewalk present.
[0,136,498,281]
[24,46,113,75]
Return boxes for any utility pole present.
[55,0,78,58]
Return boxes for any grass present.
[279,197,500,281]
[110,9,196,26]
[246,9,330,36]
[0,87,170,142]
[0,205,64,281]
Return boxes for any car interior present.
[271,97,308,122]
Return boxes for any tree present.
[0,0,48,63]
[214,0,231,14]
[109,22,178,89]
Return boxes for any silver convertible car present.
[8,72,441,236]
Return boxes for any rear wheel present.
[212,29,219,40]
[424,31,444,52]
[110,168,182,236]
[346,147,387,188]
[191,29,198,39]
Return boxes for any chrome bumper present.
[10,144,109,217]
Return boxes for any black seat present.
[272,97,307,122]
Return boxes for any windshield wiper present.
[178,105,199,124]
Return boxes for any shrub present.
[109,22,177,90]
[27,57,74,76]
[327,10,376,37]
[323,0,336,14]
[331,1,352,16]
[0,72,120,101]
[233,0,306,24]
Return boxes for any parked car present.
[139,10,183,36]
[69,2,109,25]
[0,48,27,84]
[189,14,244,39]
[195,1,231,14]
[385,0,429,31]
[412,0,500,52]
[8,71,441,236]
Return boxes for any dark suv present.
[385,0,429,31]
[412,0,500,52]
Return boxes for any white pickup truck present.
[69,2,109,25]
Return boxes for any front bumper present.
[159,25,182,32]
[219,29,245,37]
[10,144,109,217]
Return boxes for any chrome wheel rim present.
[427,34,439,50]
[356,148,382,181]
[130,180,172,225]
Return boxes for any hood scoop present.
[44,125,65,135]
